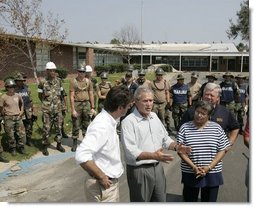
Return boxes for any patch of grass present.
[0,72,157,161]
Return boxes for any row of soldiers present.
[0,62,249,162]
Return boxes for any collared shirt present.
[75,109,123,178]
[121,107,174,166]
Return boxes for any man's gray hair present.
[204,82,221,96]
[134,86,153,101]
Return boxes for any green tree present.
[227,0,249,42]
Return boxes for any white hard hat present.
[85,65,93,72]
[45,61,57,70]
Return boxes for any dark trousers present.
[183,185,219,202]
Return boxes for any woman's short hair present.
[104,85,133,112]
[195,100,214,116]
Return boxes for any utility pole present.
[140,0,143,70]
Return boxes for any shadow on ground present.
[166,193,183,202]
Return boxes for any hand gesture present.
[155,148,174,164]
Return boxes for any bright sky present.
[40,0,246,44]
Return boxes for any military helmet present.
[14,72,26,81]
[177,74,184,80]
[5,78,16,87]
[191,72,199,79]
[100,72,108,79]
[138,69,146,76]
[155,68,165,75]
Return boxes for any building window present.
[78,52,86,60]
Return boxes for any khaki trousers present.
[85,174,119,202]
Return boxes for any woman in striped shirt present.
[177,100,230,202]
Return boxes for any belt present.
[127,162,159,168]
[108,177,118,181]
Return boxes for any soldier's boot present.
[42,146,49,156]
[0,153,9,163]
[26,137,34,147]
[62,130,69,139]
[71,139,77,152]
[56,143,65,153]
[11,148,17,156]
[19,147,26,154]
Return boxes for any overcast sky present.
[30,0,249,44]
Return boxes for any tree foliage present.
[0,0,68,82]
[227,0,249,42]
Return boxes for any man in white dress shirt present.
[121,86,191,202]
[75,85,133,202]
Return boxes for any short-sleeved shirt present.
[69,77,93,101]
[150,79,169,103]
[187,82,201,101]
[0,93,22,116]
[121,107,174,166]
[170,83,190,104]
[96,82,111,98]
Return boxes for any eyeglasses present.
[194,110,208,117]
[78,71,86,73]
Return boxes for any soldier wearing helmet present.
[69,65,95,152]
[135,69,151,88]
[0,78,26,156]
[14,72,35,146]
[235,74,248,134]
[187,72,201,106]
[150,68,171,131]
[96,72,112,112]
[219,72,240,117]
[169,74,191,131]
[38,61,66,156]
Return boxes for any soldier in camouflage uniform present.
[235,74,248,134]
[169,74,191,131]
[70,66,95,152]
[38,62,66,156]
[0,79,26,156]
[96,72,112,113]
[14,72,35,146]
[219,72,240,117]
[150,68,171,131]
[0,103,9,162]
[135,69,151,88]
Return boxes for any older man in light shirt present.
[75,85,133,202]
[121,86,191,202]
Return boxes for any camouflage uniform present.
[220,72,240,117]
[150,68,170,130]
[15,73,34,146]
[170,74,191,131]
[38,77,64,147]
[70,77,94,139]
[0,79,26,155]
[235,75,248,132]
[96,80,112,112]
